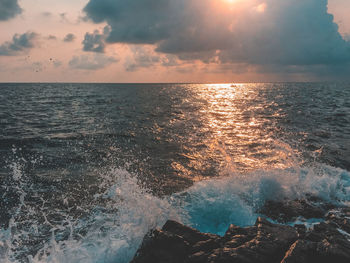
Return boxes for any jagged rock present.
[132,214,350,263]
[132,217,298,263]
[206,217,298,263]
[131,220,221,263]
[282,221,350,263]
[162,220,219,246]
[131,228,191,263]
[260,199,325,223]
[326,208,350,234]
[281,240,317,263]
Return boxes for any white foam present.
[0,167,182,263]
[1,162,350,262]
[30,168,182,263]
[173,164,350,235]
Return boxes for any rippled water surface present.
[0,83,349,262]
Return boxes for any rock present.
[132,215,350,263]
[162,220,219,246]
[260,199,325,223]
[326,208,350,234]
[131,220,221,263]
[282,221,350,263]
[132,199,350,263]
[281,240,317,263]
[131,229,191,263]
[212,217,298,263]
[132,217,298,263]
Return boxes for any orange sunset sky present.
[0,0,350,82]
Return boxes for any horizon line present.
[0,81,349,85]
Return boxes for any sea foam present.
[1,162,350,263]
[175,165,350,235]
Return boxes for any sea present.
[0,83,349,262]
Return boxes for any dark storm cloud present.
[0,0,21,21]
[82,28,108,53]
[84,0,350,70]
[64,33,76,42]
[0,32,38,56]
[83,0,177,44]
[217,0,350,66]
[69,54,118,70]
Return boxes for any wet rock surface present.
[259,199,327,223]
[132,200,350,263]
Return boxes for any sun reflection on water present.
[170,83,299,181]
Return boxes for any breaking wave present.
[1,161,349,263]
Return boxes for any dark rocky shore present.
[131,200,350,263]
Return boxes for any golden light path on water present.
[171,83,298,182]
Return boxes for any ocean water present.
[0,83,349,262]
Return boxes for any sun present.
[221,0,242,6]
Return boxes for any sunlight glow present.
[221,0,240,5]
[172,83,295,179]
[256,3,267,13]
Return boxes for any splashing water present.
[1,82,350,262]
[1,156,350,263]
[0,165,182,263]
[175,164,350,235]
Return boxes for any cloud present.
[0,0,22,21]
[82,28,109,53]
[53,60,62,68]
[124,46,160,71]
[59,13,68,23]
[0,32,38,56]
[216,0,350,66]
[124,46,180,71]
[59,12,76,24]
[83,0,180,44]
[63,33,76,42]
[84,0,350,71]
[47,35,57,40]
[32,62,43,72]
[41,11,52,18]
[69,54,118,70]
[161,55,179,67]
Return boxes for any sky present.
[0,0,350,82]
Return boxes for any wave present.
[174,164,350,235]
[1,162,350,263]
